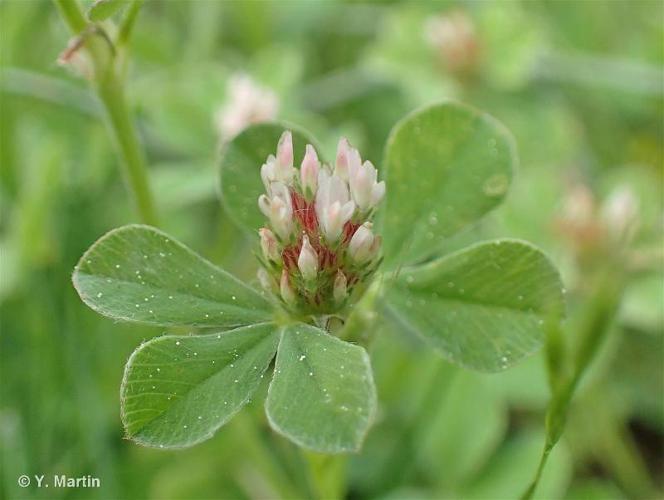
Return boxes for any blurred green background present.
[1,1,662,499]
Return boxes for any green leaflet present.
[382,239,564,372]
[121,323,278,448]
[266,324,376,453]
[382,102,517,268]
[73,225,272,328]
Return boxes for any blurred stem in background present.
[304,451,346,500]
[524,266,656,499]
[53,0,158,226]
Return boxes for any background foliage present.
[1,1,662,499]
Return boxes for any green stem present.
[54,0,87,32]
[118,0,144,47]
[96,79,158,225]
[582,391,655,498]
[303,450,346,500]
[53,0,158,226]
[521,444,552,500]
[230,414,304,500]
[522,271,624,499]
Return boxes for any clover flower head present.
[215,73,279,141]
[424,10,479,73]
[557,182,641,259]
[256,133,385,314]
[600,186,639,242]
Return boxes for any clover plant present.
[72,102,564,453]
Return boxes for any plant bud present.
[348,223,379,263]
[297,235,318,280]
[276,130,294,182]
[260,155,277,192]
[371,179,386,207]
[257,131,384,315]
[259,228,280,263]
[258,182,293,240]
[215,73,279,142]
[280,270,297,306]
[349,160,384,211]
[316,170,355,243]
[300,145,319,199]
[333,270,348,305]
[601,186,639,243]
[335,137,351,181]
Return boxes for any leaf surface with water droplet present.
[121,323,278,448]
[382,102,516,268]
[73,225,272,328]
[265,323,376,453]
[381,239,564,372]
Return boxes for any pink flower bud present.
[280,270,297,306]
[349,160,383,211]
[300,145,319,198]
[259,228,280,263]
[257,132,384,315]
[348,223,379,263]
[277,131,293,165]
[258,182,293,240]
[215,74,279,141]
[297,235,318,280]
[315,170,355,243]
[333,270,348,305]
[601,186,639,242]
[260,155,277,192]
[335,137,351,180]
[371,180,386,207]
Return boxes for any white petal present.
[258,194,271,217]
[371,181,386,206]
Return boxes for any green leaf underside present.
[266,324,376,453]
[121,323,278,448]
[73,225,271,328]
[382,102,517,268]
[88,0,125,21]
[219,123,319,233]
[382,240,564,372]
